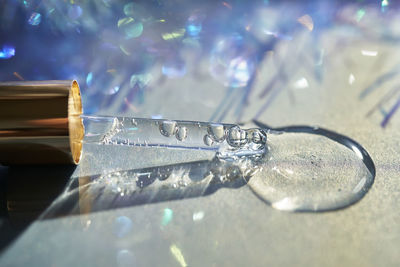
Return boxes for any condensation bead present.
[203,134,214,146]
[248,129,267,144]
[159,120,177,137]
[176,126,188,141]
[207,123,225,142]
[227,126,247,147]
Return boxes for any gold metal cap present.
[0,80,84,165]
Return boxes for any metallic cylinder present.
[0,80,83,164]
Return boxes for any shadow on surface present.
[40,157,254,220]
[0,165,75,253]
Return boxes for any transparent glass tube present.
[81,115,268,159]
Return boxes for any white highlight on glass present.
[361,50,378,57]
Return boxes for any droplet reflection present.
[113,216,133,238]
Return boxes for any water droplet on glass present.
[208,123,225,142]
[203,134,214,146]
[160,120,177,137]
[176,126,188,141]
[247,127,375,212]
[227,126,247,147]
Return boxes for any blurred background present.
[1,0,400,266]
[1,0,400,128]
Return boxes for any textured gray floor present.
[2,17,400,267]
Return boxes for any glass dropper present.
[80,115,268,160]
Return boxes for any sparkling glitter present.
[86,72,93,86]
[28,12,41,26]
[0,45,15,59]
[119,45,131,56]
[162,29,185,41]
[118,17,143,39]
[356,9,366,22]
[170,244,187,267]
[192,211,205,221]
[381,0,389,12]
[186,15,202,37]
[22,0,31,7]
[348,74,355,85]
[161,208,173,226]
[297,14,313,31]
[361,50,378,57]
[209,36,256,88]
[227,57,251,86]
[293,77,309,89]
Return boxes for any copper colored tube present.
[0,80,84,165]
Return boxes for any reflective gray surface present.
[2,1,400,266]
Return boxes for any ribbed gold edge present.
[69,80,84,165]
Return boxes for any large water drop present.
[176,126,188,141]
[159,120,177,137]
[247,126,375,212]
[208,123,225,142]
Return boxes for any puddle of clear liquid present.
[246,126,375,212]
[81,115,375,212]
